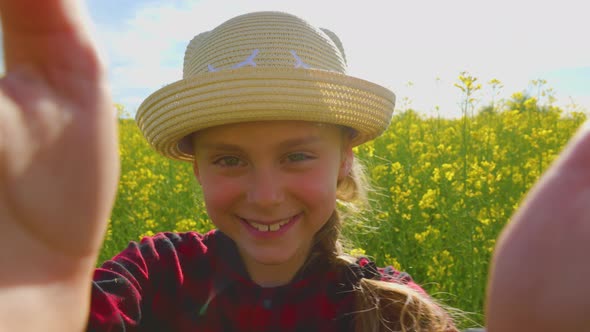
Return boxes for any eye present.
[214,156,244,167]
[286,152,313,163]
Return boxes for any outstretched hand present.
[0,1,119,331]
[486,121,590,331]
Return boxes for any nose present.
[246,168,284,207]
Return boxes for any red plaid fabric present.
[87,230,427,331]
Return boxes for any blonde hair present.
[312,156,459,332]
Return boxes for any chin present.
[247,248,298,266]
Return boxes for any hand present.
[0,1,119,331]
[486,121,590,331]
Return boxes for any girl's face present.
[192,121,352,283]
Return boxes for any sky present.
[1,0,588,118]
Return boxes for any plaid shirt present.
[88,230,426,332]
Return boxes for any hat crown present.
[183,11,347,78]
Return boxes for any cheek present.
[200,175,243,213]
[288,164,340,207]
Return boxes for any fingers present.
[486,121,590,331]
[0,0,117,260]
[0,0,105,83]
[0,0,83,33]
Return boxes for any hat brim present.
[136,67,395,162]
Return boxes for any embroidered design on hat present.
[207,49,312,72]
[208,49,259,72]
[290,50,311,69]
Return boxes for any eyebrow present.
[198,136,322,152]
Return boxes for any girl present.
[1,1,589,332]
[91,11,457,331]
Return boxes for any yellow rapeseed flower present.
[174,218,198,232]
[350,248,366,257]
[138,230,155,240]
[419,189,438,210]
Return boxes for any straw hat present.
[136,11,396,162]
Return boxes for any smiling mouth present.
[241,216,294,232]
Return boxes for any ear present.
[338,146,354,181]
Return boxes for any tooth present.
[249,221,267,232]
[246,218,293,232]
